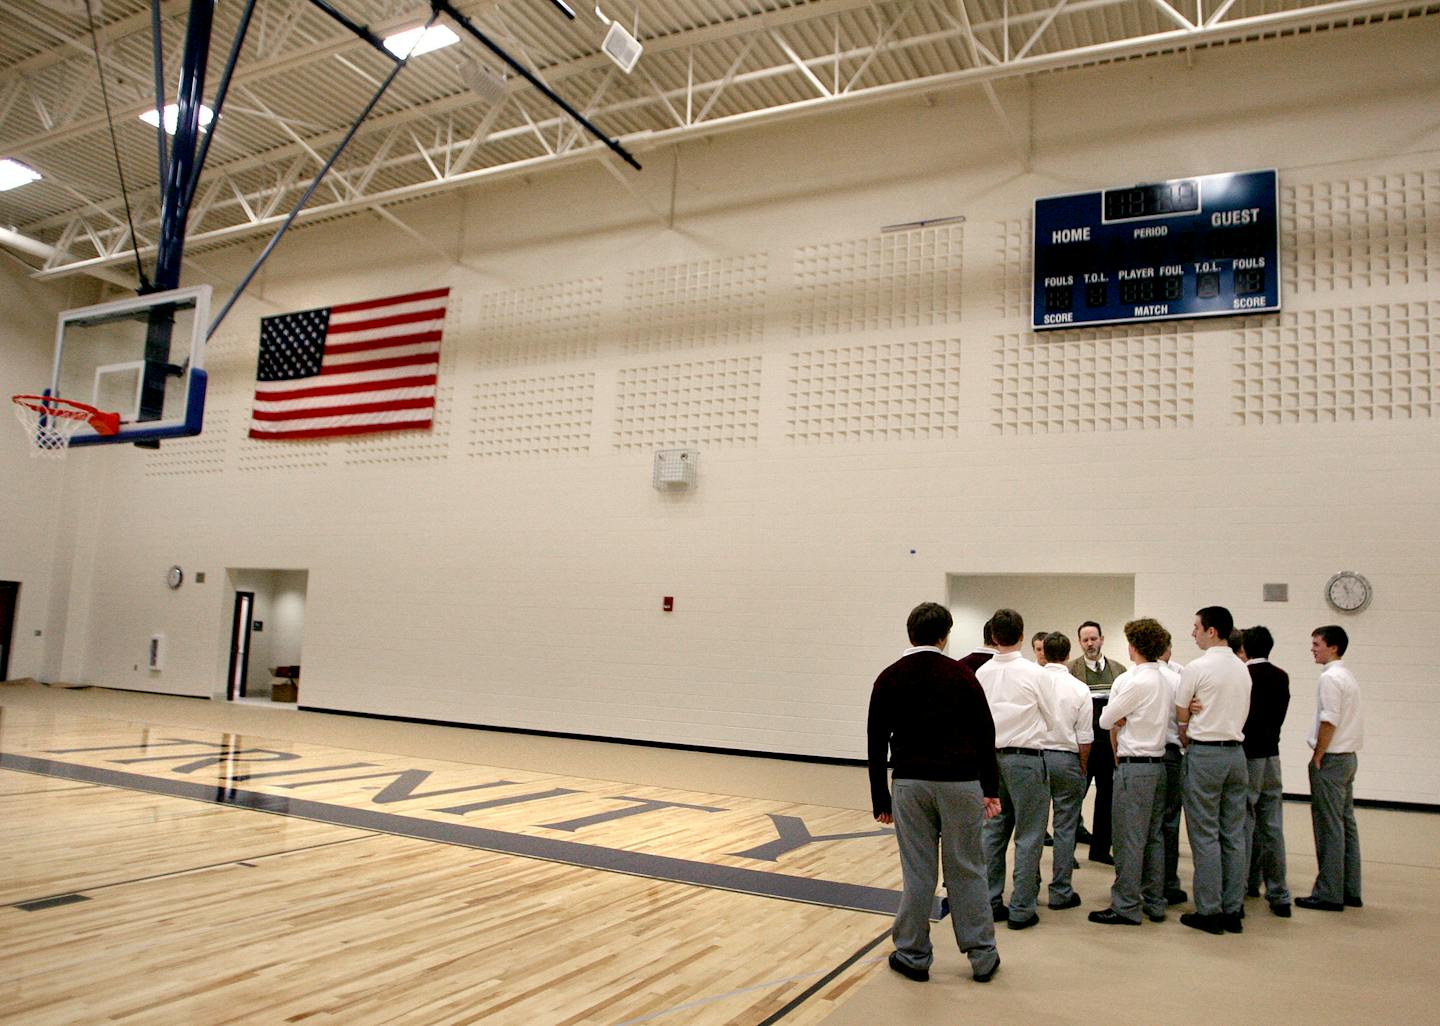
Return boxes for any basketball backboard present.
[49,284,210,447]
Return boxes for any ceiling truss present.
[0,0,1434,282]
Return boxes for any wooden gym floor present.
[1,680,1436,1026]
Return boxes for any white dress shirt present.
[1308,660,1364,752]
[1099,663,1171,757]
[1161,661,1183,747]
[1037,663,1094,751]
[1175,645,1251,742]
[976,651,1059,750]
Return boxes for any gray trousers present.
[1043,750,1084,905]
[1162,744,1185,894]
[1182,743,1249,916]
[983,751,1049,920]
[1110,761,1167,921]
[891,778,999,975]
[1308,752,1361,904]
[1246,755,1291,904]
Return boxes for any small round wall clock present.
[1324,571,1371,613]
[167,565,184,590]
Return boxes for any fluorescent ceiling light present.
[139,103,215,135]
[0,158,42,192]
[383,24,460,58]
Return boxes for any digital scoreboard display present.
[1033,170,1279,330]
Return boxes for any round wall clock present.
[1324,571,1371,613]
[167,565,184,590]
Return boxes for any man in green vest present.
[1069,620,1127,864]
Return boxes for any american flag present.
[249,287,449,440]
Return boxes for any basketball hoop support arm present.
[141,0,215,425]
[209,10,421,340]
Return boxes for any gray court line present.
[0,752,905,916]
[0,783,100,798]
[7,832,381,910]
[609,955,889,1026]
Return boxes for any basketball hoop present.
[11,394,121,458]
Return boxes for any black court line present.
[8,833,380,909]
[755,926,891,1026]
[1,752,906,917]
[15,893,91,912]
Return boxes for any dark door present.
[0,582,17,682]
[227,591,255,700]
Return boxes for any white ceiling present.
[2,0,1436,283]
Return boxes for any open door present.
[227,591,254,700]
[0,581,17,682]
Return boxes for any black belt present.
[1043,748,1078,755]
[1188,739,1241,747]
[1117,756,1165,763]
[998,746,1042,756]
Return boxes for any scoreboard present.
[1032,169,1279,330]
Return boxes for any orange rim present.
[12,394,121,436]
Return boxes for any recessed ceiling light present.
[383,24,460,59]
[0,158,42,192]
[139,103,215,135]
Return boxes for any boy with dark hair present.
[1090,618,1172,926]
[977,608,1059,930]
[1175,605,1251,935]
[1037,631,1090,911]
[868,602,1003,981]
[1298,625,1364,912]
[1240,625,1292,916]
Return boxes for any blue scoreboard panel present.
[1033,169,1279,330]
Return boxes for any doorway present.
[227,591,255,700]
[947,574,1136,659]
[224,569,308,703]
[0,581,18,681]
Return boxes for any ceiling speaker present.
[601,23,643,74]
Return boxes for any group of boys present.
[866,601,1366,984]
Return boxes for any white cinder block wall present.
[3,21,1437,804]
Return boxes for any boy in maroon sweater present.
[868,602,1002,983]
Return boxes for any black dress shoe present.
[1089,852,1114,865]
[992,905,1009,922]
[1088,908,1141,926]
[1076,826,1094,844]
[1246,886,1261,898]
[1044,832,1054,846]
[1165,888,1188,905]
[939,897,950,919]
[1296,896,1345,912]
[1007,912,1040,930]
[1269,902,1292,918]
[888,952,929,982]
[1345,896,1364,908]
[1180,912,1225,935]
[1048,894,1082,911]
[973,955,1001,983]
[1222,913,1244,934]
[1146,911,1167,923]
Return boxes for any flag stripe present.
[330,288,450,315]
[253,386,435,414]
[249,417,434,439]
[319,352,439,376]
[254,373,437,403]
[327,308,446,334]
[250,289,446,440]
[325,330,443,357]
[251,397,435,421]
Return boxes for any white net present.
[12,397,89,459]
